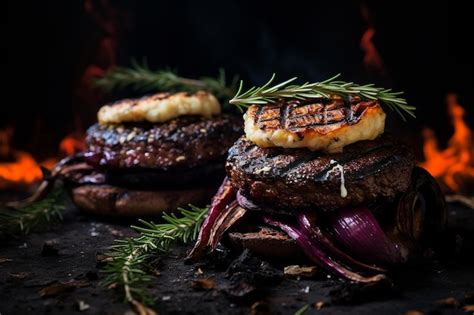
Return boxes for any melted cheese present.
[244,103,386,153]
[98,91,220,124]
[329,159,347,198]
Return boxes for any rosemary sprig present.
[94,60,238,100]
[230,73,416,120]
[102,205,208,308]
[0,187,65,236]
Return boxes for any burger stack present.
[189,96,446,282]
[69,91,242,217]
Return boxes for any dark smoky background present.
[5,0,474,159]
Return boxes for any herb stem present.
[94,60,237,100]
[230,74,415,120]
[102,205,208,308]
[175,77,207,88]
[0,187,65,237]
[123,248,139,302]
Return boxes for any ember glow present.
[60,135,85,156]
[0,129,84,190]
[0,151,44,190]
[421,94,474,195]
[1,1,122,192]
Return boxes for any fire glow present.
[360,4,386,76]
[0,129,83,190]
[421,94,474,195]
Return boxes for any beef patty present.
[226,135,414,210]
[85,114,242,170]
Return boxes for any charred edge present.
[349,155,403,180]
[279,103,290,129]
[278,153,322,176]
[254,106,265,124]
[243,142,258,153]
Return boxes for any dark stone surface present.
[1,202,473,315]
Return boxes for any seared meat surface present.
[86,114,242,170]
[226,135,414,210]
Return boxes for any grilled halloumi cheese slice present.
[244,97,386,153]
[98,91,220,124]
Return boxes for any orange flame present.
[360,27,386,75]
[60,135,85,156]
[421,94,474,194]
[0,152,44,189]
[0,129,84,190]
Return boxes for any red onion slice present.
[264,216,385,283]
[329,207,405,265]
[298,213,386,273]
[187,177,241,260]
[236,190,261,211]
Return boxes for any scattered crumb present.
[38,280,90,298]
[77,300,90,311]
[191,278,214,290]
[301,286,310,294]
[314,301,325,310]
[105,226,124,237]
[89,223,102,237]
[284,265,318,278]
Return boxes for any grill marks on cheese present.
[244,97,386,153]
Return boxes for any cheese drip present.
[330,159,347,198]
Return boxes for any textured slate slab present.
[1,203,473,315]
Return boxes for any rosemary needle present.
[0,187,65,236]
[94,59,237,100]
[102,205,208,307]
[230,73,415,121]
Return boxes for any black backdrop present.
[6,0,474,157]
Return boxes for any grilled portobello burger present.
[188,92,446,283]
[60,91,242,216]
